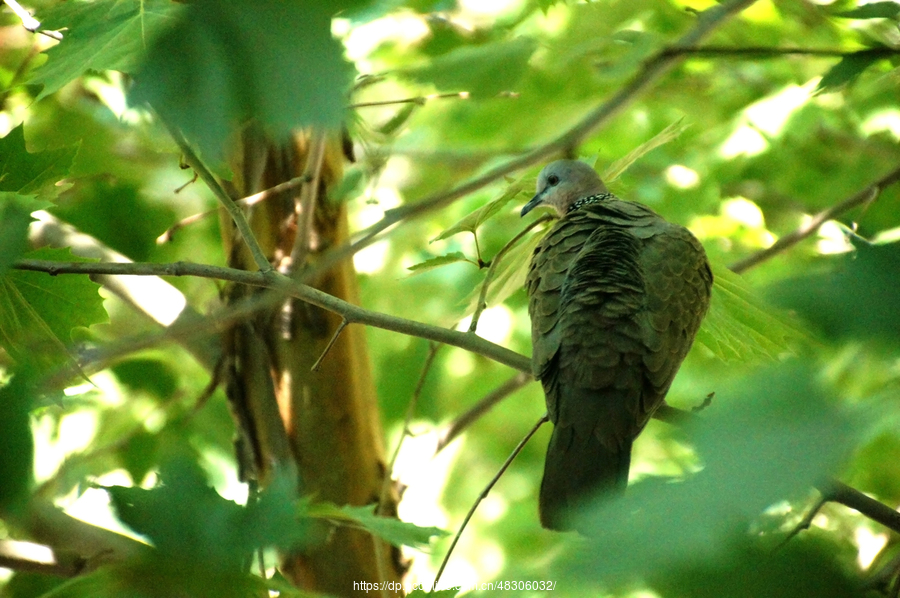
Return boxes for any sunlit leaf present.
[432,176,530,242]
[404,38,538,97]
[130,0,353,161]
[602,118,690,182]
[462,226,546,314]
[0,248,106,369]
[308,502,448,549]
[26,0,180,101]
[834,2,900,19]
[695,263,810,362]
[407,252,474,276]
[0,125,77,199]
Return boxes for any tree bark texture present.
[221,125,404,597]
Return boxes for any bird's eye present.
[547,175,560,186]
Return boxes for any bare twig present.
[433,414,549,589]
[163,122,273,273]
[468,215,552,333]
[13,259,531,375]
[157,174,310,244]
[434,371,532,455]
[775,494,827,551]
[310,318,348,372]
[28,211,220,371]
[3,0,62,38]
[730,164,900,274]
[302,0,760,284]
[661,45,900,59]
[288,132,328,273]
[349,92,470,109]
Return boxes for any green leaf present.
[409,589,462,597]
[0,199,35,277]
[308,502,448,550]
[105,457,247,570]
[432,176,530,242]
[407,252,473,276]
[130,0,354,162]
[0,372,35,516]
[602,118,690,183]
[376,102,418,136]
[834,2,900,19]
[768,238,900,343]
[817,50,884,91]
[0,125,77,199]
[694,262,809,362]
[650,538,866,598]
[26,0,181,101]
[564,363,854,579]
[38,558,277,598]
[105,458,306,574]
[0,247,107,369]
[404,37,538,97]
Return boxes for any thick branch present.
[730,164,900,274]
[306,0,760,282]
[824,479,900,535]
[13,259,530,373]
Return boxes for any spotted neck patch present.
[567,192,614,213]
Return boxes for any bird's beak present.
[520,192,544,217]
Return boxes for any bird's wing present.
[635,222,713,409]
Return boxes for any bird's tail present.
[538,424,631,532]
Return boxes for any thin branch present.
[730,164,900,274]
[310,318,348,372]
[661,45,900,59]
[468,215,552,333]
[775,494,827,551]
[3,0,62,38]
[301,0,760,284]
[13,259,531,374]
[163,122,273,273]
[28,211,220,371]
[433,414,549,589]
[157,174,310,244]
[288,131,327,273]
[375,342,441,598]
[349,92,470,109]
[434,371,531,455]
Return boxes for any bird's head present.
[520,160,608,217]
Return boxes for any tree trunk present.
[221,126,404,597]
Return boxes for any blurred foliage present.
[1,0,900,597]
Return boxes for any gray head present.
[520,160,608,217]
